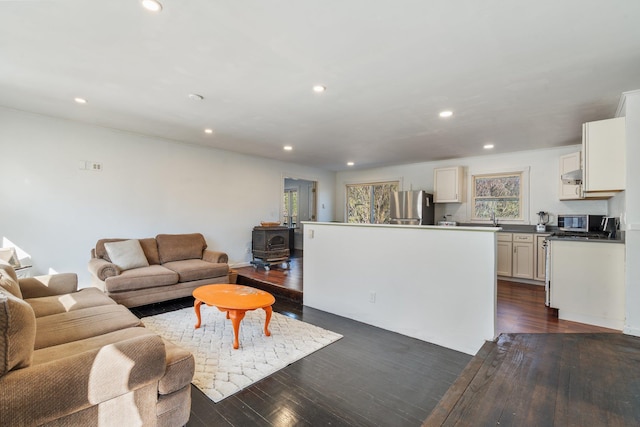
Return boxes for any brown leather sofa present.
[88,233,229,307]
[0,260,195,426]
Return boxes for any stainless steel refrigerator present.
[390,190,435,225]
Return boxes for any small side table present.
[15,265,32,279]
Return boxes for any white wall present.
[0,107,335,284]
[335,146,608,225]
[303,223,497,355]
[622,90,640,336]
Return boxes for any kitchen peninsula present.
[302,222,499,355]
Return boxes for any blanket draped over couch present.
[0,260,195,426]
[88,233,229,307]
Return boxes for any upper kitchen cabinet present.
[434,166,464,203]
[582,117,626,196]
[559,152,582,200]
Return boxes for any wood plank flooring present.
[235,255,303,302]
[130,270,627,426]
[424,333,640,427]
[133,297,472,426]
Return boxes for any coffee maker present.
[602,217,618,239]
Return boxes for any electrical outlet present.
[369,291,376,303]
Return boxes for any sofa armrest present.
[203,249,228,264]
[0,334,166,426]
[88,257,120,282]
[18,273,78,298]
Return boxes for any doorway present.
[283,177,317,252]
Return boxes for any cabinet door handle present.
[514,247,516,254]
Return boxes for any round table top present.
[193,284,275,310]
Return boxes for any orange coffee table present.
[193,284,275,349]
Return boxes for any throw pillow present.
[0,247,21,269]
[104,239,150,271]
[0,270,23,299]
[0,288,36,376]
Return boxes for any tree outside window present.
[472,172,522,221]
[283,189,298,227]
[346,181,399,224]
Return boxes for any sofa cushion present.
[104,265,179,293]
[34,304,142,350]
[162,259,229,282]
[156,233,207,264]
[0,288,36,376]
[25,287,117,318]
[96,238,160,265]
[104,239,150,271]
[0,268,22,299]
[32,327,195,395]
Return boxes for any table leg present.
[194,300,203,329]
[263,305,272,337]
[228,309,246,349]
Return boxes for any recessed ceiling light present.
[483,144,495,149]
[204,128,213,134]
[347,161,355,166]
[439,110,453,118]
[141,0,162,12]
[74,97,87,104]
[283,145,293,151]
[313,85,326,93]
[188,93,204,101]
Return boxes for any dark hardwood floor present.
[235,255,303,302]
[425,333,640,426]
[130,266,626,426]
[496,279,619,334]
[133,297,471,426]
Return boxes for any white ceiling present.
[2,1,640,171]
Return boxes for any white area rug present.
[142,306,342,402]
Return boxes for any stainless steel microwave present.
[557,214,604,232]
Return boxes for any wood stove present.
[251,226,291,270]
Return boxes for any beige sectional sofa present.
[0,260,195,427]
[89,233,229,307]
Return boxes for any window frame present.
[344,179,401,224]
[468,167,530,224]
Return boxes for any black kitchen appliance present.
[557,214,604,233]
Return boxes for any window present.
[472,171,523,221]
[346,181,399,224]
[283,189,298,227]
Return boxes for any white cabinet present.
[497,232,541,281]
[582,117,626,195]
[434,166,464,203]
[496,233,513,277]
[559,151,582,200]
[512,234,534,279]
[534,234,550,282]
[549,240,624,330]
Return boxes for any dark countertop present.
[546,235,625,244]
[457,223,556,234]
[455,223,625,243]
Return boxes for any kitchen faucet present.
[490,210,498,226]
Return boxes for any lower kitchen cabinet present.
[497,232,542,281]
[512,234,534,279]
[496,233,513,276]
[549,240,624,330]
